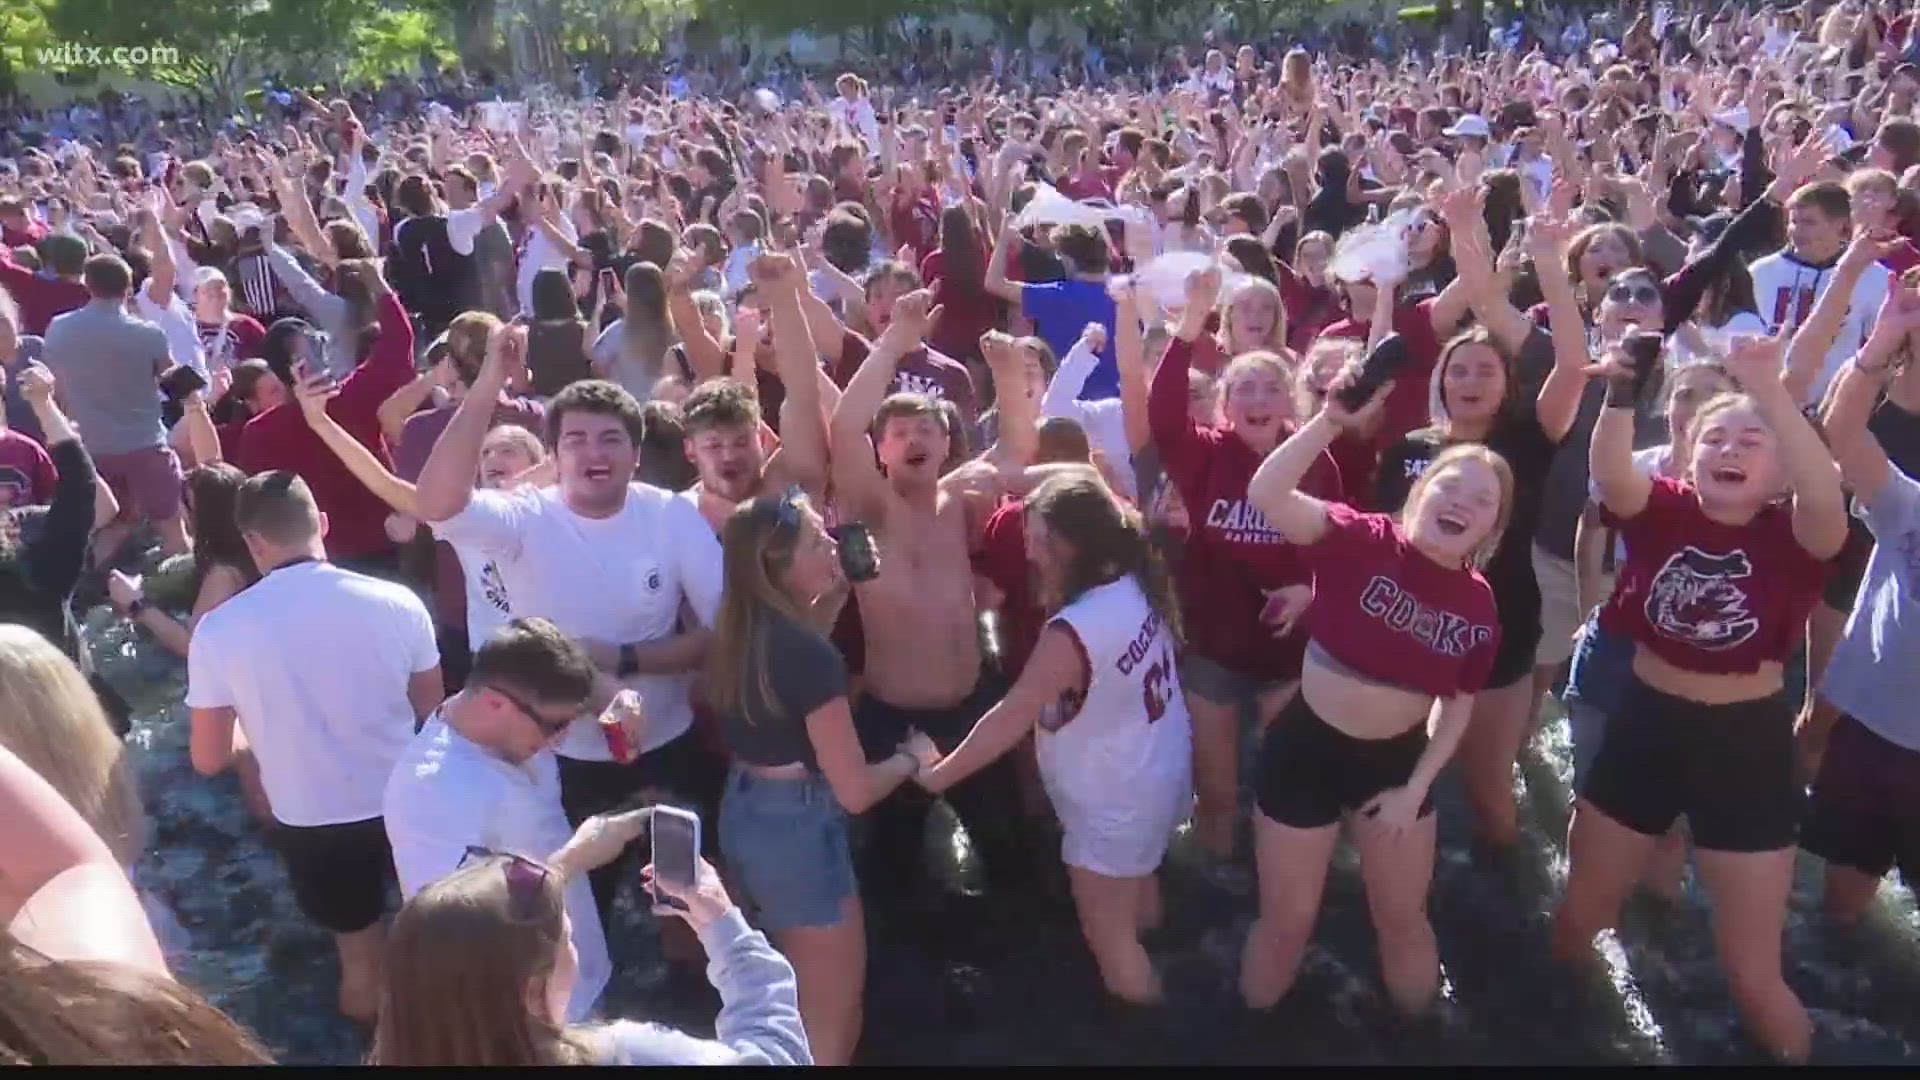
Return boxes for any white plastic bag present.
[1329,208,1416,285]
[1110,252,1255,312]
[1014,183,1112,232]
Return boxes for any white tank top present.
[1038,576,1191,806]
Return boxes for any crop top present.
[1598,474,1831,675]
[1303,502,1502,697]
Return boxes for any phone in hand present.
[1336,333,1411,413]
[648,805,700,912]
[829,522,881,583]
[598,267,618,293]
[1620,329,1664,398]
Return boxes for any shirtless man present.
[829,287,1038,901]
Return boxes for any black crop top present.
[720,612,849,771]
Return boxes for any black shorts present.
[1580,676,1801,853]
[1802,714,1920,882]
[1255,693,1431,830]
[851,676,1004,762]
[1487,583,1543,690]
[271,816,393,933]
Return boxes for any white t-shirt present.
[517,214,579,314]
[433,484,724,760]
[1748,250,1891,406]
[447,205,487,257]
[384,716,609,1021]
[453,536,515,647]
[133,291,205,375]
[186,562,439,827]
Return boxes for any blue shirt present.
[1821,469,1920,750]
[1020,279,1118,400]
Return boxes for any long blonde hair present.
[1403,444,1516,570]
[370,855,592,1066]
[0,627,144,867]
[704,488,821,723]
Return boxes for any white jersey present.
[1748,249,1889,406]
[1037,576,1192,812]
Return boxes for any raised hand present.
[881,289,940,349]
[292,364,340,425]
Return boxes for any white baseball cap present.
[1444,115,1492,140]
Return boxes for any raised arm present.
[980,328,1037,469]
[1528,215,1592,441]
[756,254,830,503]
[1248,381,1386,545]
[829,292,931,522]
[1727,331,1848,559]
[1783,233,1890,404]
[296,369,423,518]
[416,324,523,523]
[1588,341,1654,519]
[666,253,728,382]
[983,220,1024,303]
[1820,291,1915,504]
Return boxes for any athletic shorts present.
[271,816,393,933]
[1255,693,1431,830]
[1802,714,1920,882]
[95,444,183,524]
[1580,676,1801,853]
[1531,544,1583,669]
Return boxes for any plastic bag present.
[1013,183,1113,232]
[1110,252,1255,312]
[1328,208,1416,285]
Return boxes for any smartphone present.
[829,522,881,583]
[649,805,700,911]
[1621,329,1664,398]
[1336,333,1412,413]
[598,267,617,293]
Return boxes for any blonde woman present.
[0,626,145,879]
[707,487,936,1065]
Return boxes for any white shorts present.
[1532,544,1584,669]
[1049,763,1191,879]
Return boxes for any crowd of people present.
[4,0,1920,1065]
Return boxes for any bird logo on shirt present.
[1644,546,1760,651]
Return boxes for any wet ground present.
[93,607,1920,1066]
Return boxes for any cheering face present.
[1222,365,1290,449]
[685,420,764,503]
[554,411,638,513]
[866,275,911,335]
[1440,342,1508,426]
[782,508,845,601]
[478,427,541,490]
[1664,365,1734,459]
[1577,232,1635,292]
[1225,288,1279,350]
[875,412,949,483]
[1408,457,1504,564]
[1690,402,1784,510]
[1297,239,1332,288]
[1597,270,1662,338]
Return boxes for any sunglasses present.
[491,684,573,739]
[459,847,552,922]
[768,483,804,529]
[1606,281,1662,306]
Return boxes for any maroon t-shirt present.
[1319,297,1442,495]
[1599,475,1831,674]
[972,497,1041,680]
[0,427,57,508]
[0,254,90,336]
[1303,502,1501,697]
[920,249,1002,362]
[831,330,980,428]
[196,313,267,371]
[236,294,415,560]
[1149,335,1343,680]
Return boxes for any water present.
[92,606,1920,1065]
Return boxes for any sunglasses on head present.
[767,483,804,529]
[1606,280,1661,306]
[458,847,552,922]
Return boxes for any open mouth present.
[904,451,931,468]
[1436,513,1468,537]
[481,467,508,484]
[584,465,614,482]
[1710,465,1747,484]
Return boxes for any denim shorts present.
[719,767,856,932]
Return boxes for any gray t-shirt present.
[719,612,847,771]
[1532,344,1670,560]
[42,301,169,456]
[1820,468,1920,750]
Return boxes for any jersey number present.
[1141,645,1176,723]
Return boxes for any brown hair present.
[705,488,822,721]
[0,931,272,1065]
[1403,444,1516,569]
[370,854,593,1066]
[1024,470,1183,646]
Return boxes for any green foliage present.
[346,7,457,85]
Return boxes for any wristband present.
[616,642,640,679]
[1603,378,1640,408]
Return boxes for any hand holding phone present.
[1605,328,1664,406]
[646,806,701,913]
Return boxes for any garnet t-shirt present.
[1149,335,1344,680]
[1318,297,1443,490]
[829,330,979,429]
[971,497,1042,680]
[1598,474,1831,674]
[0,428,57,508]
[1302,501,1502,697]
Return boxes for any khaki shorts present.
[1531,544,1584,669]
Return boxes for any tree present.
[45,0,382,107]
[346,7,458,87]
[0,0,61,94]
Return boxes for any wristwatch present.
[616,642,640,679]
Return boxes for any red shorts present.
[95,444,184,524]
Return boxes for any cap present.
[1443,114,1492,140]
